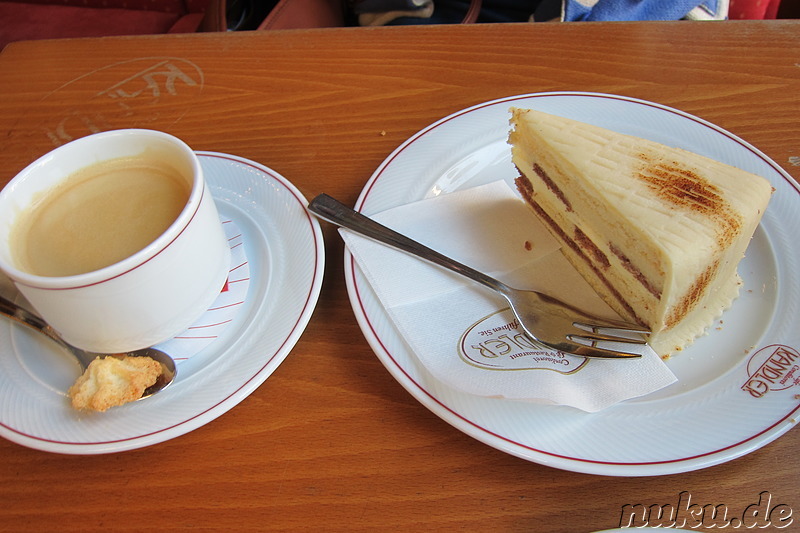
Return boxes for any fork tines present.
[572,320,650,339]
[568,320,651,357]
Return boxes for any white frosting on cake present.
[509,107,773,356]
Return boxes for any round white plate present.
[0,152,324,454]
[593,530,696,533]
[345,92,800,476]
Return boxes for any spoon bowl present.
[0,294,176,400]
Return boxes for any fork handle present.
[308,194,509,294]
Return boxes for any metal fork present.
[309,194,650,359]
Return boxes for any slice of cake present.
[508,107,772,357]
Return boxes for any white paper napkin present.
[342,180,676,412]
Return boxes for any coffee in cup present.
[11,153,192,277]
[0,129,231,353]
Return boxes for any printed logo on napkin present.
[459,308,588,373]
[154,217,250,362]
[343,180,676,412]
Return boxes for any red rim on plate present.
[344,92,800,476]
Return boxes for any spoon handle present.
[0,294,71,351]
[0,295,109,369]
[308,194,510,295]
[0,294,177,396]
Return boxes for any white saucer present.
[345,92,800,476]
[0,152,324,454]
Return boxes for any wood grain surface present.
[0,21,798,532]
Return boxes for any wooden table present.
[1,20,799,532]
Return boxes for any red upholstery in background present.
[10,0,189,12]
[0,0,212,50]
[184,0,212,13]
[728,0,782,19]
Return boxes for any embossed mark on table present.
[40,57,204,146]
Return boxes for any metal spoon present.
[0,294,176,399]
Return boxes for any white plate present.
[0,152,324,454]
[593,530,696,533]
[345,92,800,476]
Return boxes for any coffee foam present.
[12,155,191,277]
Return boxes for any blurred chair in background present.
[0,0,226,50]
[1,0,795,52]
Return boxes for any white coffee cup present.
[0,129,231,353]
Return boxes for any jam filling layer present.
[516,164,664,318]
[515,175,646,327]
[533,163,572,212]
[610,244,662,300]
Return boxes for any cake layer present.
[509,107,773,356]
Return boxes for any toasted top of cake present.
[509,108,772,262]
[509,107,773,355]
